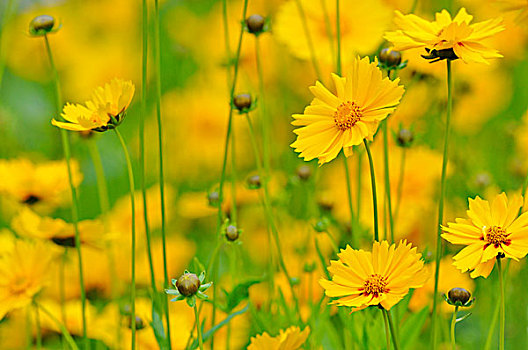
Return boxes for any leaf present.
[224,278,262,313]
[189,305,249,350]
[456,312,472,323]
[400,306,429,350]
[150,298,167,349]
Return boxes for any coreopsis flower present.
[442,192,528,278]
[52,78,135,132]
[290,56,404,165]
[0,239,58,319]
[384,8,505,64]
[165,271,212,307]
[248,326,310,350]
[320,240,428,310]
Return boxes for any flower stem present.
[432,59,453,350]
[364,139,379,241]
[37,303,80,350]
[34,302,41,350]
[385,308,400,350]
[382,120,395,243]
[356,151,363,218]
[87,140,110,217]
[335,0,341,75]
[245,113,300,315]
[43,33,87,349]
[394,148,407,222]
[382,308,390,350]
[342,152,356,245]
[113,127,137,349]
[498,257,505,350]
[450,306,459,350]
[153,0,172,346]
[194,303,204,350]
[294,0,322,79]
[255,36,271,178]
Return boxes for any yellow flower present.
[442,192,528,278]
[248,326,310,350]
[52,78,135,132]
[320,240,428,310]
[290,56,404,165]
[0,239,58,319]
[384,8,505,64]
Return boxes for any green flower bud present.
[29,15,55,35]
[379,48,402,68]
[296,165,312,181]
[397,128,414,147]
[233,93,252,112]
[247,175,261,189]
[176,273,201,297]
[447,287,471,305]
[225,224,239,241]
[246,14,266,34]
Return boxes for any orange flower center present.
[363,273,388,297]
[334,101,362,131]
[485,226,510,247]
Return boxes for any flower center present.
[484,226,510,247]
[362,273,388,297]
[334,101,362,131]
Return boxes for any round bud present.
[129,315,146,330]
[207,191,220,207]
[247,175,261,189]
[296,165,311,181]
[29,15,55,34]
[233,94,252,111]
[447,287,471,305]
[379,48,402,68]
[397,128,414,147]
[225,224,239,241]
[474,173,491,189]
[176,273,201,297]
[246,14,266,34]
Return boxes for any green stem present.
[432,59,453,350]
[37,303,80,350]
[364,139,379,241]
[294,0,322,79]
[319,0,335,66]
[255,36,271,178]
[342,152,356,245]
[484,300,500,350]
[382,120,394,243]
[450,306,459,350]
[383,308,390,350]
[112,127,137,349]
[0,0,16,89]
[194,304,204,350]
[385,309,400,350]
[356,150,362,219]
[87,140,110,217]
[34,302,41,350]
[153,0,172,346]
[394,148,406,222]
[335,0,341,75]
[43,33,87,349]
[246,113,301,315]
[498,257,505,350]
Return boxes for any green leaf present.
[400,306,429,350]
[150,298,167,349]
[223,278,262,313]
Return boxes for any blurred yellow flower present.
[442,192,528,278]
[0,239,58,319]
[52,78,134,132]
[385,8,505,64]
[290,56,404,165]
[320,240,428,310]
[248,326,310,350]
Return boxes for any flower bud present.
[397,128,414,147]
[225,224,239,241]
[30,15,55,35]
[246,14,266,34]
[233,94,252,112]
[176,273,201,297]
[474,172,491,189]
[247,175,261,189]
[447,287,471,305]
[303,262,316,273]
[379,48,402,68]
[129,315,146,330]
[207,191,220,207]
[296,165,311,181]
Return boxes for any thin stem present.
[194,304,204,350]
[43,33,87,349]
[34,303,41,350]
[38,303,80,350]
[246,113,301,315]
[450,306,459,350]
[319,0,335,66]
[498,257,505,350]
[394,148,407,222]
[484,301,500,350]
[113,127,137,349]
[294,0,322,79]
[87,140,110,217]
[335,0,341,75]
[432,59,453,350]
[342,152,356,245]
[255,36,271,178]
[364,139,379,241]
[356,151,362,218]
[382,120,394,243]
[385,309,400,350]
[383,308,390,350]
[153,0,172,346]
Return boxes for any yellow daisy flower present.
[442,192,528,278]
[384,8,505,64]
[0,239,58,319]
[248,326,310,350]
[320,240,428,310]
[290,56,404,165]
[52,78,135,132]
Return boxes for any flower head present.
[290,56,404,165]
[248,326,310,350]
[29,15,61,36]
[384,8,505,64]
[442,192,528,278]
[52,78,135,132]
[445,287,474,307]
[320,240,428,310]
[165,270,212,307]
